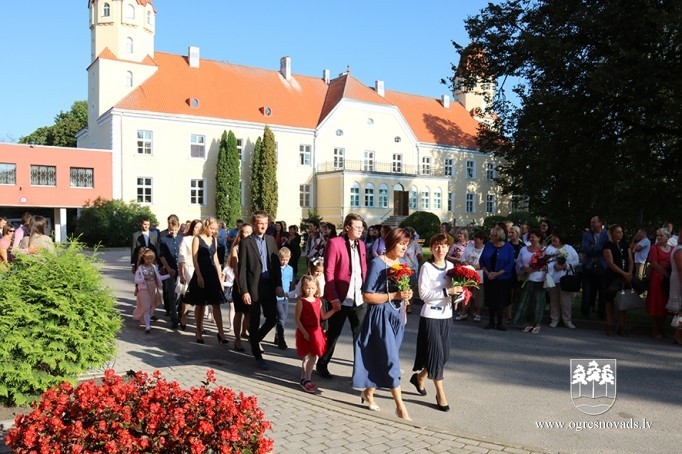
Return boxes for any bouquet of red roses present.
[446,265,480,308]
[528,250,550,271]
[388,263,414,291]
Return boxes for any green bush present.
[0,242,122,406]
[75,197,157,247]
[400,211,440,242]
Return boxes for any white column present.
[53,207,68,243]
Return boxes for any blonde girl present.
[133,249,170,333]
[295,275,340,393]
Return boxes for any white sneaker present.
[455,314,468,321]
[474,315,481,322]
[549,321,558,328]
[565,322,576,329]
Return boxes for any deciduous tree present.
[19,101,87,148]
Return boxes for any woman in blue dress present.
[352,227,413,421]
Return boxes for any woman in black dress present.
[603,224,634,336]
[187,218,227,344]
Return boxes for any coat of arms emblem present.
[570,359,616,415]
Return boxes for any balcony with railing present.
[317,159,454,176]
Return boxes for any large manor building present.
[77,0,508,227]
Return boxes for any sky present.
[0,0,492,142]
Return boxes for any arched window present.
[409,185,418,210]
[125,37,133,54]
[103,3,110,17]
[350,182,360,208]
[125,4,135,19]
[379,184,389,208]
[365,183,375,208]
[421,186,430,209]
[147,11,152,25]
[125,71,133,87]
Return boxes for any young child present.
[294,275,340,393]
[288,258,325,300]
[274,247,294,349]
[133,249,170,333]
[222,263,235,333]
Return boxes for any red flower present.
[388,263,414,291]
[446,265,481,289]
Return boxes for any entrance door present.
[393,191,409,216]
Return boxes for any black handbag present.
[615,288,644,311]
[559,265,581,292]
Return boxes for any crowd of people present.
[126,211,682,419]
[0,213,55,268]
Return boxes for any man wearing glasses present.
[317,213,367,379]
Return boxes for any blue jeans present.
[275,297,289,340]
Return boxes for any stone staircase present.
[381,215,408,227]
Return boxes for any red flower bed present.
[5,369,273,453]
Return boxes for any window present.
[136,177,152,203]
[136,130,152,154]
[367,118,374,125]
[363,150,375,171]
[466,193,476,213]
[333,147,345,169]
[434,188,442,209]
[379,184,389,208]
[299,144,311,166]
[335,129,343,136]
[394,136,401,143]
[103,3,110,17]
[236,138,243,160]
[125,4,135,19]
[448,192,453,212]
[125,37,133,54]
[190,134,205,158]
[486,194,496,214]
[0,163,16,185]
[486,162,496,180]
[147,11,152,25]
[421,187,430,209]
[466,160,476,179]
[30,165,56,186]
[365,183,375,207]
[350,182,360,207]
[392,153,403,173]
[409,185,418,210]
[299,184,311,207]
[125,71,133,87]
[421,156,431,175]
[444,158,453,176]
[70,168,94,188]
[190,179,205,205]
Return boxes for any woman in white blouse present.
[545,230,580,329]
[410,233,462,412]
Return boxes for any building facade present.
[78,0,508,228]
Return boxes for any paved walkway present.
[1,250,547,453]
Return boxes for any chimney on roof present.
[188,46,200,68]
[280,56,291,81]
[375,80,385,97]
[441,94,450,108]
[323,69,330,84]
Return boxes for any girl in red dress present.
[294,275,339,393]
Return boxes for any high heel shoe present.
[395,407,412,421]
[195,336,204,344]
[435,397,450,412]
[216,334,229,344]
[409,373,427,396]
[360,390,380,411]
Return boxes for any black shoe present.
[171,322,179,330]
[277,340,288,350]
[409,373,427,396]
[436,400,450,412]
[216,334,229,344]
[316,366,332,379]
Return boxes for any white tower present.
[85,0,158,131]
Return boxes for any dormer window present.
[125,37,133,54]
[125,4,135,19]
[103,3,110,17]
[125,71,133,87]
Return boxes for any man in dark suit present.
[131,216,158,273]
[238,211,284,370]
[316,213,367,379]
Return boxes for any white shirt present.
[418,261,454,319]
[343,240,364,307]
[545,244,580,284]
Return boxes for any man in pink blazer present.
[317,213,367,379]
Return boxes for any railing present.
[317,160,419,175]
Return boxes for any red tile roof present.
[110,51,480,148]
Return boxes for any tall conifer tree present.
[225,131,242,226]
[259,126,278,218]
[250,136,263,212]
[215,131,230,222]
